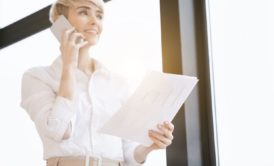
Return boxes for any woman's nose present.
[88,14,99,25]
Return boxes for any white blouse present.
[21,56,142,166]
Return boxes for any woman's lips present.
[85,29,98,35]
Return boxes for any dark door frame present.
[160,0,217,166]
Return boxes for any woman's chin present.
[85,37,99,46]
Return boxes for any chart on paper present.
[98,70,198,146]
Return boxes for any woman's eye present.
[96,14,103,20]
[79,10,88,15]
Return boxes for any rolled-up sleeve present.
[122,139,143,166]
[21,72,77,142]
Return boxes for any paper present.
[98,71,198,146]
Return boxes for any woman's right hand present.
[59,27,88,68]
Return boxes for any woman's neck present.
[78,47,94,77]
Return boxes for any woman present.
[21,0,174,165]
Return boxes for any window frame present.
[160,0,217,165]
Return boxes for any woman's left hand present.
[148,121,174,150]
[134,121,174,163]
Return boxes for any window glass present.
[206,0,274,165]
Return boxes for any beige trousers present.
[46,156,123,166]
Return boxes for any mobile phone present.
[50,15,73,43]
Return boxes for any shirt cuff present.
[47,96,77,141]
[126,142,144,166]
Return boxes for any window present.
[206,0,274,165]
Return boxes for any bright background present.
[207,0,274,166]
[0,0,166,165]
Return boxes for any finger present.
[149,134,166,149]
[69,32,85,44]
[157,124,174,140]
[77,40,89,48]
[164,121,174,132]
[61,27,75,44]
[149,130,172,146]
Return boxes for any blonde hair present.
[49,0,104,23]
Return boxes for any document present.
[98,71,198,146]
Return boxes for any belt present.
[47,156,123,166]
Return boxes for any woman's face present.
[67,0,104,46]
